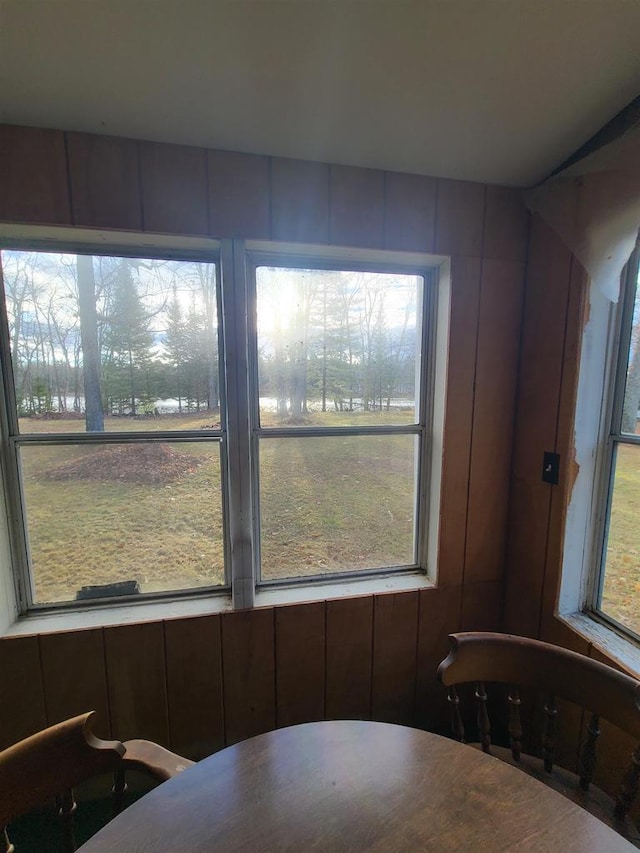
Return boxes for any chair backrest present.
[437,632,640,823]
[0,711,193,852]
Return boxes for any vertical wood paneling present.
[464,259,525,585]
[271,157,330,244]
[504,216,573,638]
[275,602,325,727]
[371,592,419,725]
[0,124,552,763]
[164,615,224,759]
[208,150,270,239]
[483,186,529,262]
[460,580,502,631]
[140,141,208,236]
[0,126,70,224]
[383,171,437,252]
[221,608,275,745]
[39,628,110,736]
[437,256,481,588]
[414,586,462,732]
[325,596,373,720]
[434,179,485,257]
[329,165,384,248]
[104,622,169,745]
[542,260,588,620]
[67,132,142,230]
[0,637,46,749]
[509,217,572,478]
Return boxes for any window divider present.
[223,240,255,609]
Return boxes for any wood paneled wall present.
[504,215,586,642]
[503,214,640,803]
[0,124,528,754]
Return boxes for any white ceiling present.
[0,0,639,187]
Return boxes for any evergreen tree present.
[163,291,188,413]
[102,259,153,415]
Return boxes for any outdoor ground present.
[600,442,640,637]
[17,411,639,637]
[19,409,415,604]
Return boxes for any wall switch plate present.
[542,451,560,485]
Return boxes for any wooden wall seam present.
[534,254,577,639]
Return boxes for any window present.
[0,232,441,615]
[593,247,640,638]
[0,243,226,608]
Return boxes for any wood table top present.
[78,720,638,852]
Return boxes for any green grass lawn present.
[20,410,639,623]
[601,443,640,636]
[19,409,418,603]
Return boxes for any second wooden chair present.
[438,631,640,848]
[0,711,193,852]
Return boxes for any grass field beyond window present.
[601,443,640,637]
[20,410,417,603]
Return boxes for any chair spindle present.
[2,828,14,853]
[542,694,557,773]
[437,633,640,846]
[112,768,128,816]
[56,788,77,853]
[579,713,600,791]
[475,682,491,753]
[447,685,466,742]
[507,687,522,761]
[614,744,640,821]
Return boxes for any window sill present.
[560,612,640,679]
[1,572,434,637]
[254,571,434,608]
[2,593,233,637]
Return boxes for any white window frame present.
[560,245,640,666]
[589,247,640,636]
[0,225,449,628]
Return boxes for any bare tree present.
[77,255,104,432]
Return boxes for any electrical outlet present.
[542,451,560,485]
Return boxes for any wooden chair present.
[0,711,194,852]
[437,631,640,847]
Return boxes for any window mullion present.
[221,239,255,608]
[0,258,31,612]
[610,250,640,438]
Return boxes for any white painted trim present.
[559,264,640,674]
[426,258,450,581]
[2,571,435,636]
[245,239,448,269]
[561,612,640,678]
[559,282,616,614]
[0,223,221,254]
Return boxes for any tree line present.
[1,251,420,431]
[257,267,420,420]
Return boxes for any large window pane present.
[20,441,225,604]
[600,443,640,636]
[259,434,418,581]
[256,266,423,427]
[1,251,220,433]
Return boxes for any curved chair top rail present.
[0,711,124,828]
[437,632,640,738]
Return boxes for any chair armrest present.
[121,739,194,782]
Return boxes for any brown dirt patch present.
[42,443,203,485]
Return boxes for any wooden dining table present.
[77,720,637,852]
